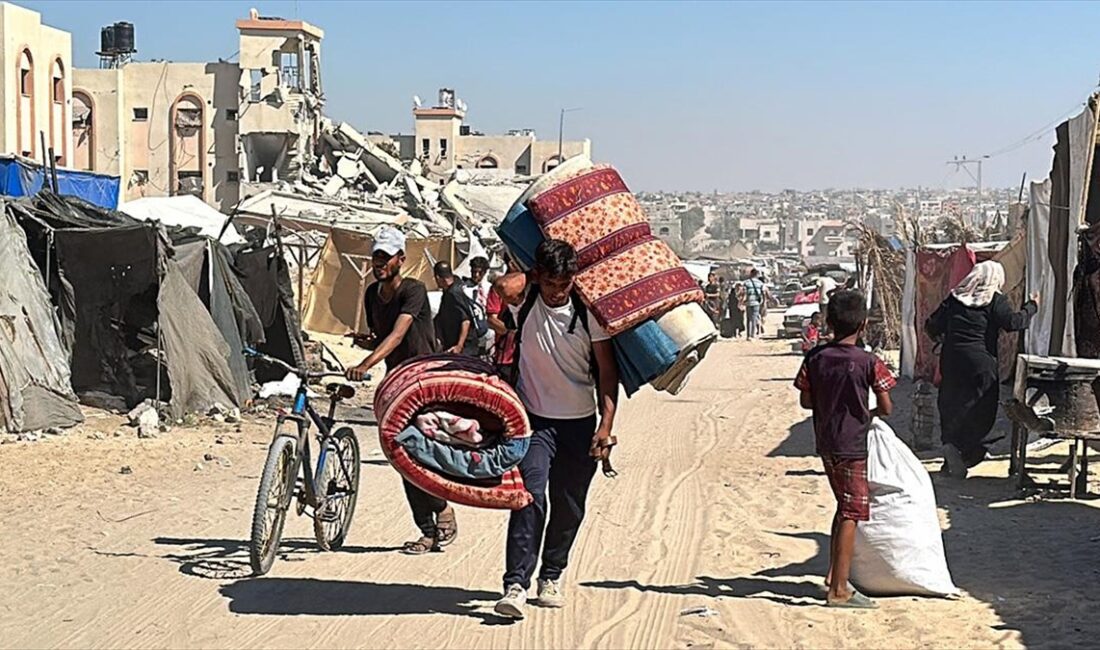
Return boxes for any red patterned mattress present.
[373,354,533,510]
[527,166,703,335]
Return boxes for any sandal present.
[436,506,458,547]
[401,535,439,555]
[826,590,877,609]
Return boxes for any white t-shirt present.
[517,295,610,419]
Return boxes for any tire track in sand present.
[580,391,744,649]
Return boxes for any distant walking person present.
[704,272,722,325]
[743,269,767,339]
[434,261,478,356]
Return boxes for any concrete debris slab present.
[322,175,346,196]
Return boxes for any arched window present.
[49,58,66,165]
[72,91,94,171]
[51,58,64,103]
[543,155,564,173]
[16,49,35,157]
[659,226,671,236]
[169,94,205,198]
[476,155,499,169]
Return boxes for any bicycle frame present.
[274,382,357,510]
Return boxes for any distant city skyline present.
[20,0,1100,192]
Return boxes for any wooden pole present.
[48,147,59,193]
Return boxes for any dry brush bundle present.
[855,223,905,350]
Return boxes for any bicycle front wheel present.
[249,435,297,575]
[313,427,361,551]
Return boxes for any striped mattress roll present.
[373,354,533,510]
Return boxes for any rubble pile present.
[257,120,529,245]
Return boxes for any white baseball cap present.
[372,227,406,256]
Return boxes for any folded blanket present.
[415,410,483,448]
[613,319,680,396]
[651,303,718,395]
[526,166,703,335]
[497,203,542,271]
[397,426,530,480]
[374,354,533,510]
[658,302,717,351]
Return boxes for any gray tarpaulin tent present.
[174,239,264,409]
[8,192,248,419]
[0,206,82,432]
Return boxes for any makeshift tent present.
[0,155,120,209]
[0,205,83,432]
[173,238,264,404]
[1026,103,1099,357]
[8,192,245,419]
[233,244,307,381]
[119,195,245,245]
[683,261,714,284]
[301,227,451,335]
[992,235,1027,378]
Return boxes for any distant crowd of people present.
[702,269,772,340]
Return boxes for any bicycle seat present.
[326,383,356,400]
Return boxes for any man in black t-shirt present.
[347,227,457,555]
[433,261,478,356]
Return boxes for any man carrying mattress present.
[347,227,458,555]
[494,239,621,620]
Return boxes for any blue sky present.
[21,0,1100,191]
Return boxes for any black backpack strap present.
[567,291,600,381]
[568,290,589,335]
[508,285,542,384]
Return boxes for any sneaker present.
[494,584,527,619]
[536,578,565,608]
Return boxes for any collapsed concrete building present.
[1,1,590,264]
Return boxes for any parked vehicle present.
[780,301,821,339]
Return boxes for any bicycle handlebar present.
[243,348,362,382]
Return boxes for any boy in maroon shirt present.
[794,290,896,608]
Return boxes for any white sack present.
[851,418,958,597]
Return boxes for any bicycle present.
[244,348,367,576]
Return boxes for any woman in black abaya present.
[926,261,1038,479]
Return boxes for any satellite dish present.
[413,95,422,108]
[457,99,467,112]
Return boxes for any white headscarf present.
[951,260,1005,308]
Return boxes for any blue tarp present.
[0,156,120,209]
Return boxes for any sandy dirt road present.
[2,334,1098,649]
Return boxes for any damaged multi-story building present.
[2,1,593,245]
[67,7,323,211]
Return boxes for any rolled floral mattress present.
[373,354,533,510]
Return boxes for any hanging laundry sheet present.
[914,245,976,383]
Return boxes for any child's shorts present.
[821,456,870,521]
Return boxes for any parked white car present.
[780,302,821,339]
